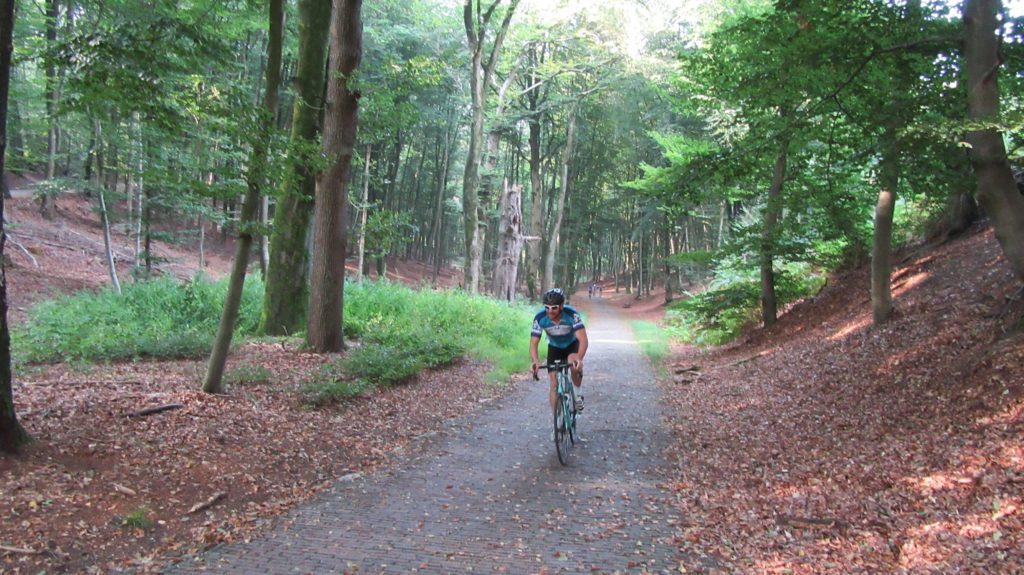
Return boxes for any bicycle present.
[534,360,579,465]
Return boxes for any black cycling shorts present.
[546,339,579,370]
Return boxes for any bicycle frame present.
[535,360,577,464]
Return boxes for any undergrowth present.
[13,274,533,406]
[303,282,533,405]
[665,260,826,345]
[13,274,262,364]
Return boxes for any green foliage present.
[630,321,670,373]
[665,257,826,345]
[13,275,264,364]
[363,210,417,259]
[304,282,533,405]
[224,363,273,386]
[121,506,154,530]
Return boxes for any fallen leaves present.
[659,226,1024,574]
[0,344,510,574]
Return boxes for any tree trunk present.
[41,0,59,220]
[0,0,29,453]
[761,132,789,327]
[307,0,361,353]
[871,137,899,324]
[663,219,673,304]
[356,143,372,282]
[526,108,543,299]
[260,194,269,277]
[203,0,283,394]
[259,0,331,335]
[461,0,520,293]
[492,180,523,301]
[543,106,576,292]
[964,0,1024,282]
[97,185,122,294]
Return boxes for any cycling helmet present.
[542,288,566,305]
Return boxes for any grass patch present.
[13,274,263,364]
[631,320,670,376]
[302,281,534,405]
[121,506,154,530]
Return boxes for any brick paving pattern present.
[164,299,696,574]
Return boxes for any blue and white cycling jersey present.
[530,305,584,349]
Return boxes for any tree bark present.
[0,0,30,453]
[461,0,520,293]
[356,143,372,282]
[97,184,122,294]
[761,132,789,327]
[259,0,332,335]
[543,106,576,292]
[307,0,362,353]
[963,0,1024,282]
[41,0,59,219]
[203,0,283,393]
[492,180,523,301]
[871,142,899,324]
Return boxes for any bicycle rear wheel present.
[554,394,571,465]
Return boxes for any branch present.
[188,491,227,514]
[3,232,38,267]
[125,403,184,418]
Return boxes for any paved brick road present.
[164,299,698,574]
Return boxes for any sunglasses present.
[544,304,562,311]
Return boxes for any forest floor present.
[1,189,1023,573]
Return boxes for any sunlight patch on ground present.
[592,338,640,345]
[893,270,931,296]
[828,316,871,341]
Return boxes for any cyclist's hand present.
[531,362,539,380]
[572,358,584,372]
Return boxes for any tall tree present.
[964,0,1024,282]
[204,0,284,393]
[1,0,30,453]
[307,0,362,352]
[260,0,332,335]
[461,0,520,293]
[41,0,60,219]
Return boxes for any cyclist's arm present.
[529,335,542,369]
[574,328,588,364]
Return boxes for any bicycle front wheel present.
[554,395,571,465]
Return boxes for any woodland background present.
[0,0,1023,572]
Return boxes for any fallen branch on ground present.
[125,403,184,418]
[777,515,850,531]
[188,492,226,514]
[0,544,42,555]
[4,233,38,267]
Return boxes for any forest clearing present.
[2,0,1024,573]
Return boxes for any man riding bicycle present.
[530,288,589,414]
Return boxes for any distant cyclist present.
[530,288,589,414]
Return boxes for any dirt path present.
[162,299,702,574]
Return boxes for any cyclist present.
[530,288,589,414]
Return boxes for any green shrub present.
[665,260,825,345]
[305,281,534,405]
[13,274,263,364]
[225,363,272,386]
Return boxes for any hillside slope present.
[661,224,1023,573]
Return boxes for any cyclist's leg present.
[545,344,565,412]
[565,340,583,388]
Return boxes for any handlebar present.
[532,361,574,380]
